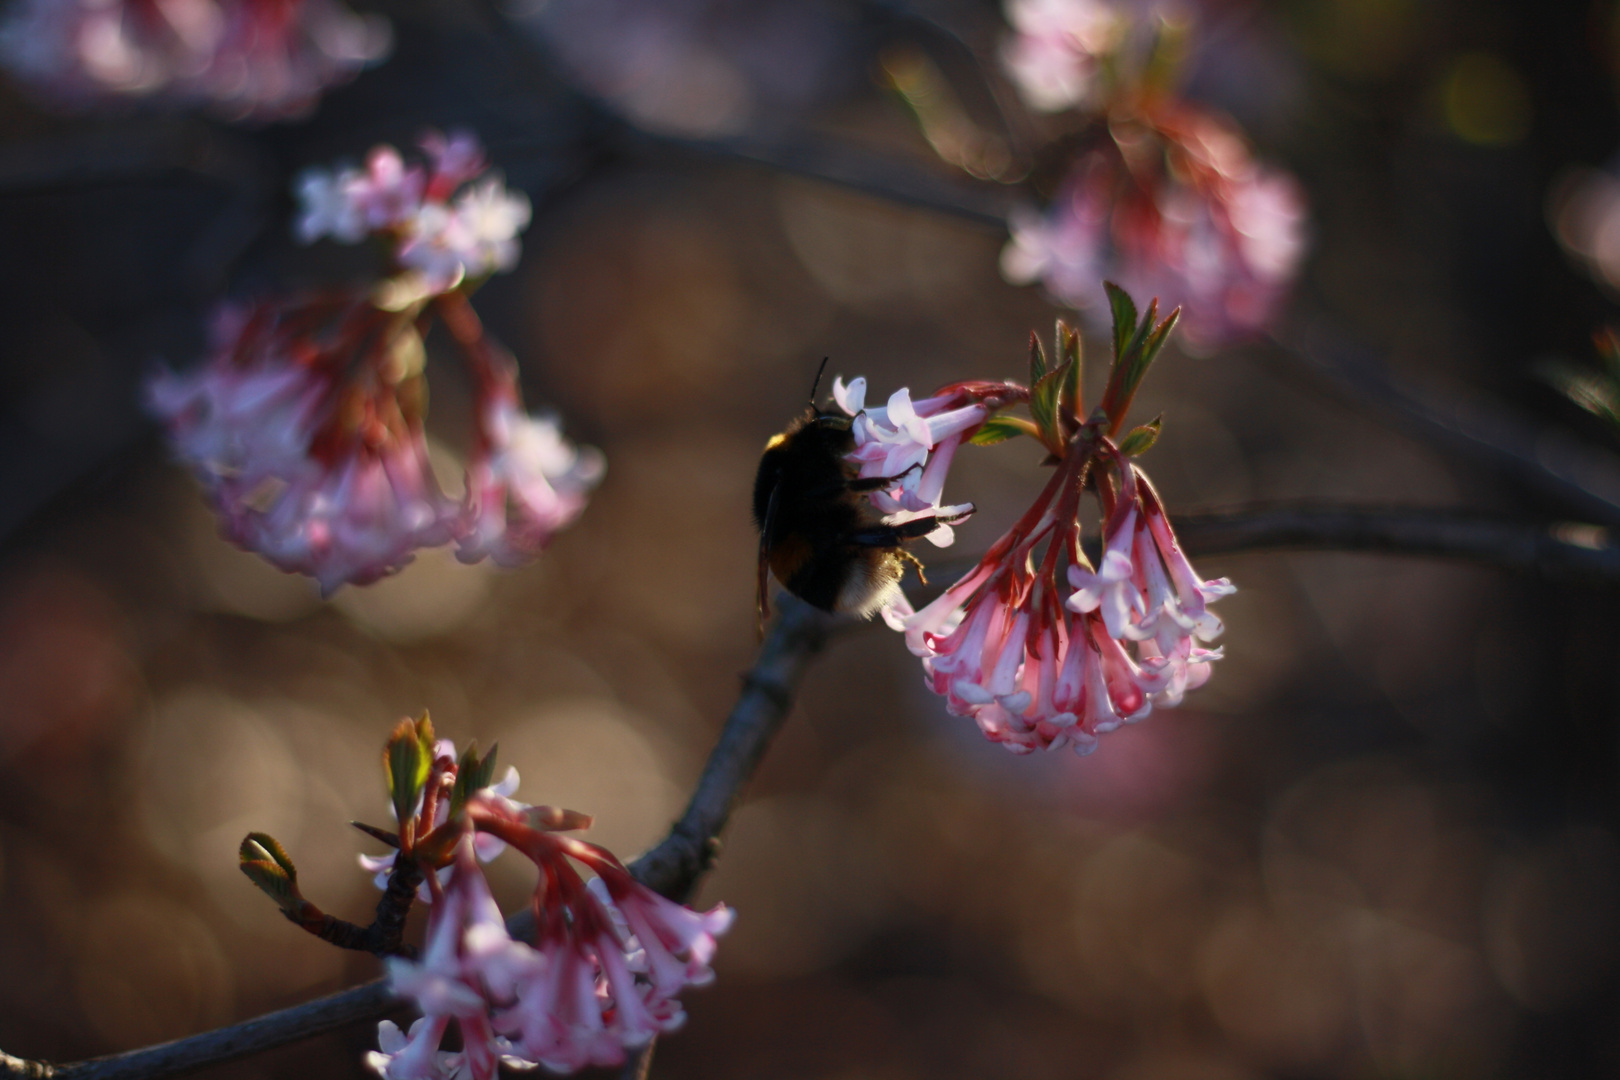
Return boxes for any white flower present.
[397,177,532,290]
[294,165,367,244]
[832,377,985,543]
[1000,0,1123,112]
[457,395,603,568]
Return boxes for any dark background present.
[1,0,1618,1076]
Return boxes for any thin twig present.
[3,596,838,1080]
[615,123,1015,230]
[1175,504,1620,581]
[1267,318,1620,529]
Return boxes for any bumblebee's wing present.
[756,481,780,639]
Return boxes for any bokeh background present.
[2,0,1620,1077]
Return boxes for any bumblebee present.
[753,364,971,628]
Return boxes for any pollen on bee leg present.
[897,549,929,585]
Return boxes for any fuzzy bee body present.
[753,406,968,625]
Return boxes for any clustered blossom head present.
[355,732,731,1079]
[240,718,731,1078]
[0,0,389,120]
[149,131,600,593]
[1002,108,1307,349]
[992,0,1308,349]
[827,296,1230,756]
[295,131,532,294]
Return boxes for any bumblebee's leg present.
[844,462,922,493]
[847,507,972,547]
[896,549,928,585]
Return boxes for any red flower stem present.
[434,289,518,398]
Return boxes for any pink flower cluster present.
[367,798,732,1078]
[296,132,533,293]
[0,0,389,120]
[150,131,598,593]
[839,374,1229,756]
[1002,109,1307,349]
[149,293,602,594]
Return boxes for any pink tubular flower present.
[369,793,732,1076]
[369,847,519,1080]
[1002,107,1308,349]
[882,405,1228,756]
[457,388,606,568]
[149,294,465,594]
[830,376,1025,547]
[0,0,390,120]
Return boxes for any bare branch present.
[43,982,398,1080]
[615,124,1015,230]
[1266,319,1620,529]
[1177,505,1620,581]
[628,597,839,896]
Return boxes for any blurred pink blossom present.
[153,132,595,592]
[457,389,606,568]
[149,297,464,594]
[1001,0,1126,113]
[149,288,601,592]
[0,0,389,120]
[1002,108,1308,348]
[1551,165,1620,294]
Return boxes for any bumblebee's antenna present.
[808,357,829,408]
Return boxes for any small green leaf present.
[1097,287,1181,432]
[1030,359,1070,444]
[969,414,1040,446]
[1028,330,1048,387]
[242,832,298,877]
[1057,320,1083,420]
[1121,298,1159,377]
[385,718,431,828]
[239,833,301,909]
[1104,282,1137,364]
[1118,415,1163,457]
[1056,319,1081,369]
[240,860,293,906]
[1134,305,1180,378]
[472,743,499,792]
[448,741,502,817]
[351,821,401,848]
